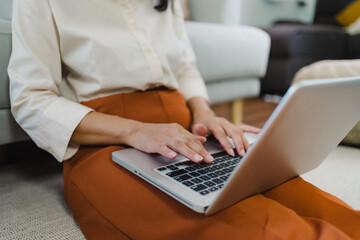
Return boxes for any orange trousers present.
[63,89,360,240]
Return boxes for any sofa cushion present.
[264,24,347,59]
[347,34,360,58]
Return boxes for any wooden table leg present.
[231,98,244,124]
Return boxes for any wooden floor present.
[211,97,278,128]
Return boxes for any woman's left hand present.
[192,115,260,157]
[188,97,260,157]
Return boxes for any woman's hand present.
[188,97,261,157]
[71,112,214,163]
[127,122,215,164]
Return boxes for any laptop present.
[112,77,360,215]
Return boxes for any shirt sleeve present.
[173,1,209,102]
[8,0,93,161]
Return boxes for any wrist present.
[188,97,215,121]
[113,116,142,146]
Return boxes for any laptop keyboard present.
[155,150,243,196]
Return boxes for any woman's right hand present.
[127,122,214,164]
[72,112,213,163]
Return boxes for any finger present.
[196,135,207,143]
[186,139,214,164]
[240,132,250,151]
[222,124,246,157]
[175,128,211,163]
[182,132,213,163]
[157,145,178,159]
[238,124,261,134]
[230,133,246,157]
[211,126,235,157]
[170,142,204,163]
[192,123,210,137]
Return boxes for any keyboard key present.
[208,173,219,178]
[223,168,233,173]
[227,160,236,165]
[166,169,187,177]
[185,167,196,172]
[191,178,203,184]
[193,164,205,169]
[220,176,229,181]
[216,157,226,163]
[198,169,208,175]
[218,184,224,189]
[182,181,194,187]
[209,187,218,192]
[157,167,167,171]
[175,162,183,166]
[200,190,210,195]
[213,165,222,170]
[200,175,211,181]
[213,178,224,184]
[174,174,192,182]
[191,184,207,192]
[182,161,194,166]
[230,159,240,165]
[214,170,226,176]
[167,166,179,171]
[189,172,201,177]
[204,167,216,172]
[220,163,229,168]
[204,181,216,187]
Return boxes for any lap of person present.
[62,89,360,240]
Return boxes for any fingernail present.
[229,148,235,157]
[240,149,245,156]
[168,152,177,158]
[205,154,214,163]
[194,154,203,161]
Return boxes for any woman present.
[8,0,360,239]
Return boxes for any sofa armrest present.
[185,21,270,83]
[0,19,12,109]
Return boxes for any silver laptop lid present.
[206,77,360,215]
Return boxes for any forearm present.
[70,111,139,145]
[71,110,213,163]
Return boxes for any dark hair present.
[154,0,170,11]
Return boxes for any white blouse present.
[8,0,208,162]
